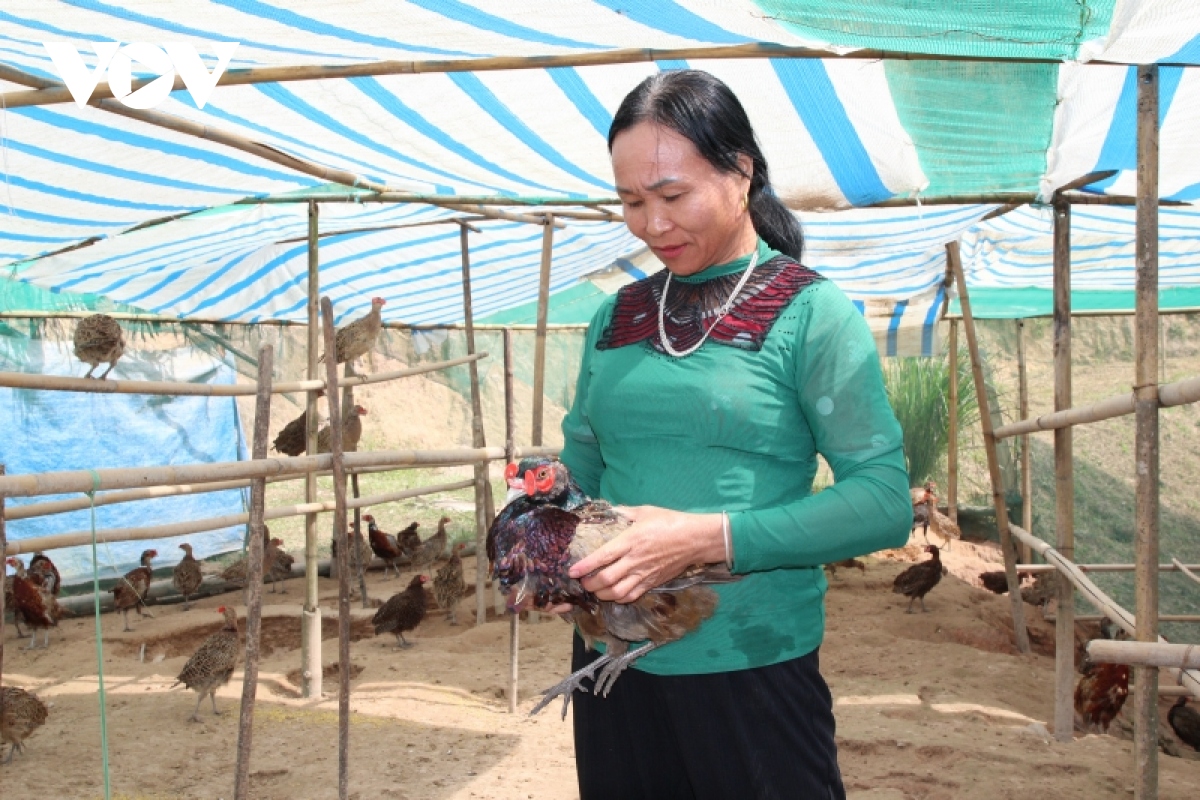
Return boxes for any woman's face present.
[611,121,755,276]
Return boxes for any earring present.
[741,193,749,211]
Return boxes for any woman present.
[556,70,911,799]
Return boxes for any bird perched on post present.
[892,545,944,613]
[1,686,48,763]
[372,574,429,648]
[271,389,325,456]
[112,549,157,632]
[319,297,386,374]
[4,557,55,649]
[317,404,367,453]
[173,605,240,722]
[434,542,468,625]
[73,313,125,380]
[173,543,203,610]
[409,516,451,570]
[1168,696,1200,752]
[488,457,738,718]
[364,514,409,579]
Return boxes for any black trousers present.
[572,634,845,800]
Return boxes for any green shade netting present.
[949,287,1200,318]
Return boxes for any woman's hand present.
[565,505,725,604]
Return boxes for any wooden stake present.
[233,345,273,800]
[351,473,369,608]
[320,296,352,800]
[1052,197,1075,742]
[1017,319,1032,561]
[303,200,322,701]
[531,217,554,448]
[947,320,959,524]
[949,241,1031,654]
[1133,63,1161,800]
[459,223,490,627]
[503,328,519,713]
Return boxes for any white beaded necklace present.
[657,248,761,358]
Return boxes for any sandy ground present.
[3,534,1199,800]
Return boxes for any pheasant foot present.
[530,654,613,720]
[594,642,660,698]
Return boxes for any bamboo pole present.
[1133,63,1161,800]
[531,216,555,448]
[351,474,369,608]
[947,319,959,524]
[233,345,273,800]
[1052,614,1200,623]
[0,353,487,397]
[1052,197,1075,742]
[1016,563,1200,573]
[991,373,1200,439]
[320,297,352,800]
[0,311,592,331]
[1173,558,1200,587]
[1009,524,1200,700]
[503,328,519,713]
[949,241,1031,653]
[1,464,6,704]
[303,200,322,701]
[1089,643,1200,670]
[1016,319,1032,561]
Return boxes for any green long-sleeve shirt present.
[560,240,911,675]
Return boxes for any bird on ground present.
[4,557,55,649]
[395,521,422,555]
[1168,696,1200,752]
[264,538,294,594]
[365,514,409,579]
[271,389,326,456]
[112,549,157,632]
[910,480,937,506]
[173,606,240,722]
[334,519,376,578]
[1074,619,1129,734]
[73,313,125,380]
[409,516,451,570]
[433,542,468,625]
[28,553,60,598]
[911,482,960,549]
[173,543,203,610]
[372,574,429,648]
[1021,571,1060,609]
[4,559,29,639]
[0,686,48,763]
[824,558,866,581]
[319,297,386,374]
[892,545,944,613]
[488,457,738,718]
[317,404,367,453]
[979,569,1034,595]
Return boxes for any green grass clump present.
[884,354,979,487]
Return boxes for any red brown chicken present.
[28,552,60,598]
[892,545,944,613]
[112,549,157,632]
[1074,620,1130,733]
[372,574,429,648]
[365,514,409,579]
[4,557,55,649]
[488,457,738,718]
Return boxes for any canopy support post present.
[1017,319,1032,562]
[949,241,1030,654]
[947,320,959,524]
[1052,197,1076,742]
[531,215,555,448]
[1133,63,1161,800]
[301,200,322,700]
[458,221,489,627]
[504,327,519,713]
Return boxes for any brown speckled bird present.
[892,545,944,613]
[319,297,386,374]
[272,389,326,456]
[265,538,294,594]
[112,548,156,631]
[74,313,125,379]
[317,404,367,453]
[1,686,48,763]
[372,574,428,648]
[824,558,866,581]
[433,542,468,625]
[173,543,203,610]
[173,605,240,722]
[409,516,450,570]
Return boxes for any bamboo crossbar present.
[0,312,591,330]
[993,373,1200,440]
[1045,614,1200,623]
[2,478,475,556]
[1009,523,1200,700]
[0,353,487,397]
[1087,641,1200,669]
[1015,563,1200,573]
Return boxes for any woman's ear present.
[736,153,753,183]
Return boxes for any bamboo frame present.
[947,319,958,524]
[1050,615,1200,623]
[531,217,555,447]
[1089,641,1200,669]
[1052,197,1075,742]
[992,373,1200,439]
[949,241,1031,654]
[0,353,487,397]
[1017,319,1032,561]
[503,328,519,713]
[1009,523,1200,701]
[0,311,592,331]
[1016,563,1200,573]
[459,223,490,628]
[1,464,6,704]
[1174,558,1200,587]
[234,345,272,800]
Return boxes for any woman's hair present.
[608,69,803,260]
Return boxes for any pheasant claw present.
[594,642,659,698]
[529,654,614,719]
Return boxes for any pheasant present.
[334,519,377,579]
[173,605,240,722]
[892,545,944,613]
[0,686,48,763]
[1074,622,1130,734]
[272,389,325,456]
[824,558,866,580]
[1168,696,1200,752]
[28,552,60,598]
[173,543,204,610]
[433,542,468,625]
[488,457,738,718]
[4,560,29,639]
[319,297,386,374]
[365,514,409,578]
[73,313,125,380]
[372,574,428,648]
[5,557,55,648]
[112,549,156,632]
[317,404,367,453]
[265,538,294,594]
[409,516,451,570]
